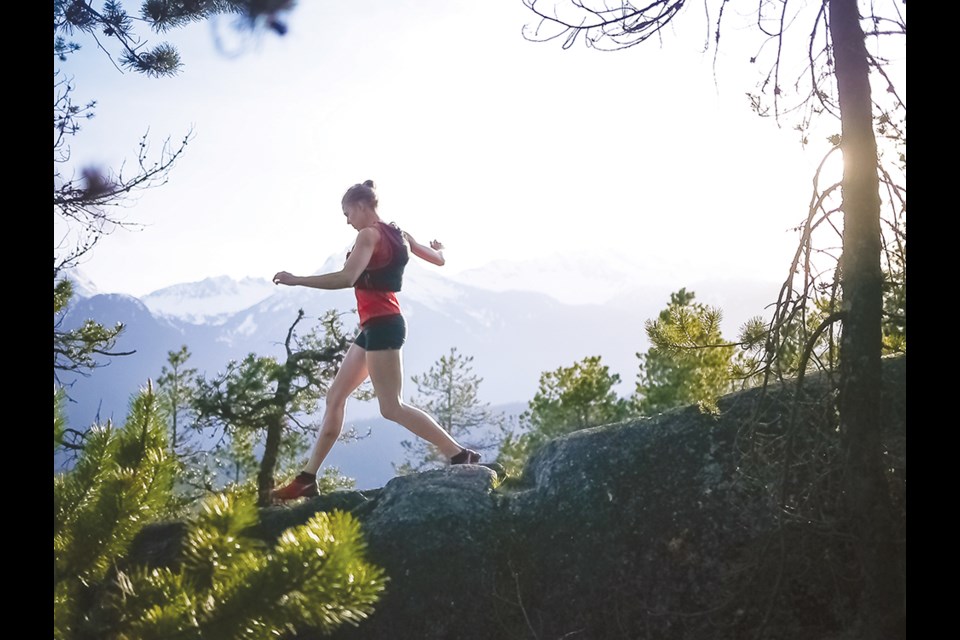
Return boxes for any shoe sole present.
[271,484,319,502]
[452,450,482,465]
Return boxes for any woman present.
[271,180,480,501]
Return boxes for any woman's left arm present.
[403,231,445,266]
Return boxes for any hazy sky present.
[56,0,898,298]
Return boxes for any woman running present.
[270,180,480,500]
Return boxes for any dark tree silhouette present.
[519,1,905,637]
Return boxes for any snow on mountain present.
[61,268,100,299]
[56,253,783,487]
[142,275,277,325]
[134,249,666,327]
[315,251,348,275]
[397,260,466,311]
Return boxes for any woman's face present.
[343,202,368,230]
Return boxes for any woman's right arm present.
[404,231,446,266]
[274,227,379,289]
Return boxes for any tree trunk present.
[258,366,294,506]
[171,395,178,450]
[258,416,283,507]
[829,1,904,637]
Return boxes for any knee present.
[319,421,342,440]
[325,388,350,411]
[378,398,404,422]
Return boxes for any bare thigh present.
[365,347,404,408]
[328,341,370,405]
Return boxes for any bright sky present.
[55,0,895,298]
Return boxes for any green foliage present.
[54,384,179,638]
[55,387,68,450]
[635,289,736,415]
[398,348,500,473]
[156,345,199,450]
[734,284,842,385]
[526,356,633,436]
[194,311,351,429]
[54,278,128,380]
[224,425,261,484]
[120,42,182,78]
[219,428,319,488]
[495,426,536,479]
[881,219,906,355]
[192,348,309,484]
[192,310,354,503]
[55,387,383,640]
[497,355,633,477]
[54,277,73,314]
[195,353,283,428]
[72,494,382,640]
[132,498,383,639]
[143,0,295,34]
[882,277,905,354]
[54,1,295,77]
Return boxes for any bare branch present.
[521,1,687,51]
[284,308,307,358]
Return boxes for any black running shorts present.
[354,314,406,351]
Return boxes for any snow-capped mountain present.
[142,275,278,325]
[56,252,783,487]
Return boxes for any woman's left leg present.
[366,348,464,459]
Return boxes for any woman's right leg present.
[302,341,370,474]
[366,347,467,459]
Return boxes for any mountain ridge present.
[57,254,783,487]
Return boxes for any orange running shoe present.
[271,471,319,501]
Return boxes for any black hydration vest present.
[353,222,410,292]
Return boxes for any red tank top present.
[353,223,406,325]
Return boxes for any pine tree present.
[497,355,633,476]
[192,310,354,505]
[157,345,198,450]
[397,348,499,473]
[155,345,222,506]
[55,382,180,639]
[635,289,736,415]
[54,384,384,640]
[108,496,384,640]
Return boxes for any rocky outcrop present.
[130,356,905,639]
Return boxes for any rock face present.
[130,356,906,640]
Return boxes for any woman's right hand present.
[273,271,297,286]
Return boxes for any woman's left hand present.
[429,240,445,251]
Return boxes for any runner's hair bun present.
[342,180,379,208]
